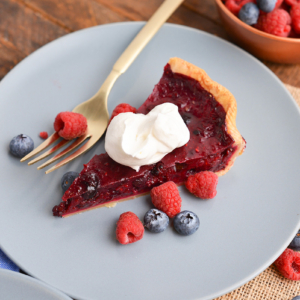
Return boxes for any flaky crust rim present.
[169,57,245,176]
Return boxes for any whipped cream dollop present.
[105,103,190,171]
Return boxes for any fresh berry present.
[9,134,34,158]
[291,4,300,34]
[61,171,79,192]
[292,296,300,300]
[255,9,292,37]
[289,28,300,37]
[238,3,260,25]
[150,181,182,218]
[289,230,300,250]
[144,209,169,233]
[185,171,218,199]
[109,103,137,125]
[225,0,256,15]
[54,112,87,140]
[285,0,300,6]
[39,131,48,139]
[116,212,144,245]
[275,0,284,9]
[275,248,300,280]
[257,0,277,12]
[279,0,290,10]
[173,210,200,236]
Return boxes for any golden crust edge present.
[62,192,149,217]
[169,57,245,176]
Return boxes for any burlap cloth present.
[214,84,300,300]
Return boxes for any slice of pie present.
[53,58,246,217]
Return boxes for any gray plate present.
[0,269,71,300]
[0,22,300,300]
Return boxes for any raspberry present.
[279,1,291,12]
[275,0,284,9]
[289,28,300,36]
[291,4,300,33]
[225,0,256,15]
[150,182,182,218]
[54,112,87,140]
[116,212,144,245]
[109,103,137,125]
[285,0,300,6]
[39,131,48,139]
[185,171,218,199]
[275,248,300,280]
[255,9,292,36]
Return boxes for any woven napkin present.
[215,83,300,300]
[0,249,19,272]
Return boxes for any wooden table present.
[1,1,300,299]
[0,0,299,87]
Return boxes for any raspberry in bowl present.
[215,0,300,63]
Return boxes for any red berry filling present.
[151,181,181,218]
[275,248,300,280]
[53,64,237,217]
[116,212,144,245]
[54,112,87,140]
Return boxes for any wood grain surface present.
[0,0,299,87]
[1,1,299,299]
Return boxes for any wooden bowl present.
[215,0,300,64]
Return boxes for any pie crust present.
[168,57,245,176]
[53,57,246,217]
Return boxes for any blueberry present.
[289,229,300,251]
[238,3,260,25]
[292,296,300,300]
[61,171,79,192]
[9,134,34,158]
[173,210,200,236]
[257,0,276,13]
[144,209,169,233]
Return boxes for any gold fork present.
[20,0,184,174]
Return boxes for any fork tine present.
[44,137,98,174]
[37,134,90,170]
[20,132,61,162]
[28,139,71,165]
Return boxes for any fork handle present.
[113,0,184,74]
